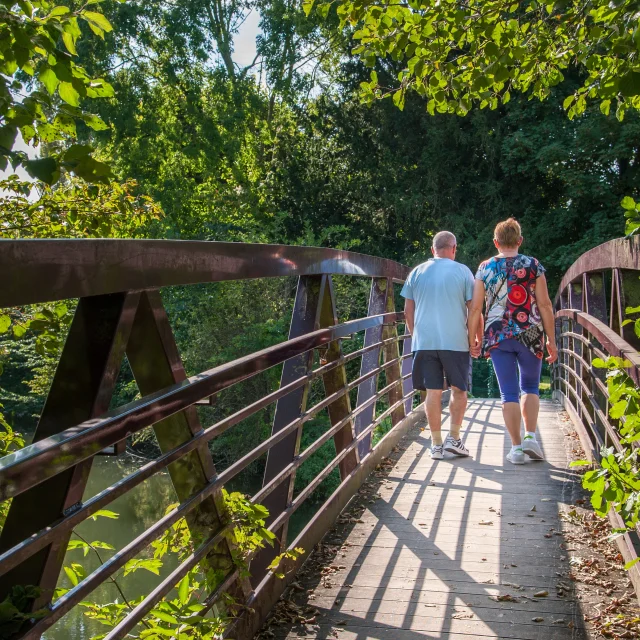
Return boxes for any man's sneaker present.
[444,435,470,457]
[506,447,525,465]
[523,435,544,460]
[430,444,444,460]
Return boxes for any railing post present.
[0,292,140,609]
[354,277,389,457]
[401,327,414,415]
[381,280,405,427]
[253,275,325,581]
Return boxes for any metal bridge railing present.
[553,235,640,593]
[0,240,424,640]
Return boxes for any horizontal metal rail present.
[0,312,403,501]
[10,345,414,635]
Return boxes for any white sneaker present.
[523,436,544,460]
[430,445,444,460]
[444,435,470,457]
[506,447,525,465]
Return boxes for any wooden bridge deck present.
[269,398,588,640]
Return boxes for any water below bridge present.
[261,399,590,640]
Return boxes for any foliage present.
[307,0,640,121]
[0,175,161,238]
[621,195,640,236]
[52,491,303,640]
[571,342,640,570]
[0,0,117,184]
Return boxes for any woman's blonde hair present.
[494,218,522,249]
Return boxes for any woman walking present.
[468,218,558,464]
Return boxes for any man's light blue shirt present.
[400,258,474,352]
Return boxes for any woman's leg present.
[515,342,544,459]
[490,343,522,446]
[515,344,543,433]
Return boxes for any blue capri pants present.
[489,338,543,403]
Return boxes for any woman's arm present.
[535,274,558,363]
[468,279,485,358]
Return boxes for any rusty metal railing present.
[0,240,423,639]
[552,235,640,591]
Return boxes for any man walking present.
[401,231,481,459]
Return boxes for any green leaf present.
[59,81,80,107]
[64,566,79,587]
[0,126,17,152]
[569,460,591,467]
[62,32,77,56]
[622,196,636,211]
[25,157,60,185]
[150,610,179,624]
[563,94,575,110]
[82,11,113,33]
[50,6,71,17]
[39,67,59,95]
[90,509,119,520]
[177,574,189,605]
[0,315,11,334]
[624,557,639,570]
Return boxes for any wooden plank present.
[260,399,590,640]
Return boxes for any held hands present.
[545,338,558,363]
[469,337,482,359]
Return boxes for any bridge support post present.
[0,292,140,609]
[253,275,328,582]
[124,290,250,599]
[381,280,405,427]
[354,277,390,456]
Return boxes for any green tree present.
[1,0,118,183]
[306,0,640,120]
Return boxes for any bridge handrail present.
[0,239,409,307]
[553,236,640,592]
[0,239,419,640]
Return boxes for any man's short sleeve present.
[475,261,487,281]
[464,266,474,301]
[535,258,546,277]
[400,269,415,300]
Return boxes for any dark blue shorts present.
[412,350,471,392]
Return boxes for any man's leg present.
[449,385,467,439]
[411,351,445,459]
[441,351,471,456]
[425,388,444,446]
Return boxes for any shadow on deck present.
[262,398,587,640]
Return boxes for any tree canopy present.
[306,0,640,120]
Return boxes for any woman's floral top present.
[475,254,546,358]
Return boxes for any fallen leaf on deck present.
[534,590,549,597]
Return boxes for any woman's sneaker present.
[523,435,544,460]
[430,444,444,460]
[506,446,525,465]
[444,435,470,457]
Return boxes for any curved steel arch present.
[557,235,640,299]
[0,239,410,308]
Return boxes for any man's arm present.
[534,274,558,363]
[404,298,415,335]
[467,280,485,358]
